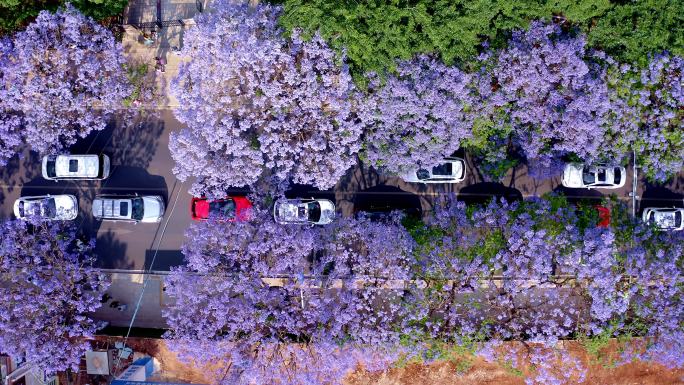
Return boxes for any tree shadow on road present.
[552,186,605,205]
[458,182,523,206]
[100,166,169,203]
[0,150,42,211]
[639,184,684,216]
[94,229,135,270]
[107,111,165,170]
[353,184,422,219]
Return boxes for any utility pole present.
[629,149,639,217]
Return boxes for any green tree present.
[0,0,127,34]
[585,0,684,65]
[276,0,684,81]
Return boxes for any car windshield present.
[46,160,57,178]
[582,171,596,185]
[210,199,235,218]
[307,202,321,222]
[416,169,431,180]
[131,198,144,220]
[431,163,452,176]
[675,212,682,227]
[613,168,621,183]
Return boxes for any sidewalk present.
[121,1,213,108]
[121,25,185,108]
[92,271,173,329]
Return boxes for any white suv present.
[42,154,110,181]
[92,194,165,223]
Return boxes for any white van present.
[42,154,110,181]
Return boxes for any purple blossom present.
[169,1,365,196]
[608,54,684,181]
[0,5,131,166]
[0,219,109,374]
[490,22,613,169]
[360,55,475,174]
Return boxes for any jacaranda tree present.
[487,21,612,173]
[605,53,684,182]
[0,5,131,166]
[169,0,367,197]
[360,55,476,174]
[163,212,416,384]
[163,196,684,384]
[0,219,109,374]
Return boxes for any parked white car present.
[13,194,78,220]
[561,163,626,189]
[400,157,466,184]
[92,195,165,223]
[642,207,684,231]
[274,198,335,225]
[42,154,110,181]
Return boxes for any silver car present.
[42,154,111,181]
[13,194,78,221]
[399,157,466,184]
[642,207,684,231]
[92,194,165,223]
[274,198,335,225]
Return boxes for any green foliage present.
[122,62,150,108]
[574,201,601,233]
[580,326,614,364]
[501,359,525,376]
[0,0,59,33]
[395,327,485,369]
[275,0,684,82]
[70,0,128,21]
[402,215,445,247]
[462,229,505,265]
[585,0,684,66]
[276,0,548,81]
[0,0,126,34]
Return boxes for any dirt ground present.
[102,338,684,385]
[347,357,684,385]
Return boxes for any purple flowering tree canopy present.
[169,0,365,197]
[0,219,108,374]
[360,55,475,174]
[163,212,317,360]
[605,53,684,182]
[0,5,131,166]
[164,196,684,381]
[488,21,612,170]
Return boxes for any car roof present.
[52,155,100,177]
[93,197,134,219]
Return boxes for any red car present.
[595,205,610,228]
[190,196,253,221]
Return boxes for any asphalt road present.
[0,111,682,271]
